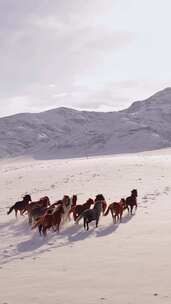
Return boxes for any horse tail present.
[7,205,15,215]
[104,205,110,216]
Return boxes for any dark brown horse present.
[23,196,50,213]
[7,194,32,217]
[125,189,138,214]
[23,196,50,224]
[71,198,94,221]
[104,198,126,223]
[71,194,77,207]
[94,194,107,214]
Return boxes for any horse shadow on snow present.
[1,213,135,264]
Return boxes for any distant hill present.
[0,88,171,159]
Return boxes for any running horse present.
[7,194,32,217]
[125,189,138,214]
[76,194,104,230]
[94,194,107,214]
[104,198,127,223]
[61,195,72,223]
[32,204,65,236]
[32,195,72,235]
[23,196,50,224]
[71,198,94,221]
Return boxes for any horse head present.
[120,198,126,208]
[131,189,138,197]
[120,198,126,203]
[63,195,71,208]
[95,194,105,202]
[86,198,94,205]
[23,194,32,203]
[71,194,77,206]
[40,196,50,206]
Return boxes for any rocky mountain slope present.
[0,88,171,159]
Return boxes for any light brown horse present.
[104,199,127,223]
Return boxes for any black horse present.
[76,195,103,230]
[125,189,138,214]
[7,194,32,217]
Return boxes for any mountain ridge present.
[0,88,171,159]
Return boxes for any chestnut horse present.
[104,198,126,223]
[7,194,32,217]
[46,195,72,223]
[125,189,138,214]
[32,204,65,236]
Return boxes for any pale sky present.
[0,0,171,117]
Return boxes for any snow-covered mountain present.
[1,88,171,159]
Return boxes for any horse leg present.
[130,205,133,215]
[84,218,86,230]
[86,221,89,231]
[20,210,24,216]
[15,209,17,218]
[57,217,62,233]
[38,224,42,235]
[42,226,47,237]
[68,213,71,221]
[120,210,123,222]
[114,215,117,224]
[29,215,32,225]
[96,217,99,228]
[52,225,56,232]
[73,211,76,221]
[56,223,60,233]
[74,210,79,222]
[111,210,115,223]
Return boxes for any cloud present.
[1,0,171,117]
[0,0,134,115]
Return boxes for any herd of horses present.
[7,189,138,236]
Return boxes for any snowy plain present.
[0,148,171,303]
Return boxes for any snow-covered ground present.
[0,149,171,303]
